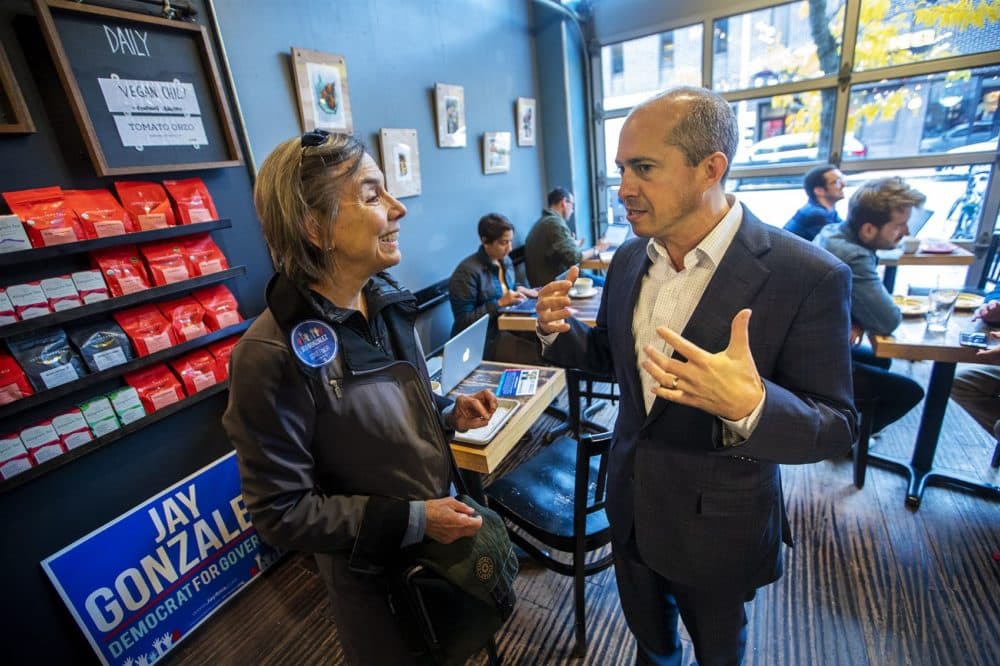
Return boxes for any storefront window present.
[712,0,845,92]
[729,91,839,167]
[603,117,626,177]
[846,66,1000,160]
[855,0,1000,71]
[600,23,703,111]
[729,166,993,242]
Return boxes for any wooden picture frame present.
[434,83,466,148]
[379,128,421,198]
[291,47,353,134]
[0,43,35,134]
[483,131,511,174]
[516,97,535,146]
[34,0,242,176]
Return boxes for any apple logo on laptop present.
[462,347,471,362]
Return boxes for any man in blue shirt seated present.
[784,164,845,241]
[814,176,926,434]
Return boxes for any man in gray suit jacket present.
[535,87,857,665]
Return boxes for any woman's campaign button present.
[291,320,339,368]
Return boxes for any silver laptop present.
[908,207,934,236]
[603,224,631,249]
[440,314,490,394]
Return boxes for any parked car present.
[920,121,996,153]
[732,132,867,166]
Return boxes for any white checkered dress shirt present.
[632,198,764,439]
[540,196,764,440]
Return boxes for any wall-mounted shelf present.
[0,215,248,493]
[0,266,246,338]
[1,218,232,265]
[0,381,230,493]
[0,318,252,421]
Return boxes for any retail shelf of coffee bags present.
[0,317,253,421]
[1,218,232,265]
[0,381,230,494]
[0,267,246,338]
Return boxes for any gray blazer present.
[544,207,857,592]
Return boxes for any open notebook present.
[453,398,520,445]
[438,315,520,444]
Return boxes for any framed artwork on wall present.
[0,42,35,133]
[483,131,511,174]
[516,97,535,146]
[379,128,421,198]
[34,0,243,176]
[291,47,353,134]
[434,83,466,148]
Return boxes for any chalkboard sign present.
[0,42,35,134]
[35,0,242,176]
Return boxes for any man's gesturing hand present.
[424,497,483,544]
[641,308,764,421]
[535,265,579,335]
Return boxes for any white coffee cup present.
[430,380,442,396]
[901,236,920,254]
[573,276,593,293]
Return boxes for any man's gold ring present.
[670,375,679,390]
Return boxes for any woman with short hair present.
[449,212,538,362]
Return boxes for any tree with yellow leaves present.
[771,0,997,159]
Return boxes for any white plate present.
[894,295,929,316]
[568,287,597,299]
[955,293,985,311]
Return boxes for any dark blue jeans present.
[851,347,924,434]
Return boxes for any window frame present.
[590,0,1000,257]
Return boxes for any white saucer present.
[569,287,597,299]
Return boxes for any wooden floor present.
[167,359,999,666]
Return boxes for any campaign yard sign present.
[42,452,281,665]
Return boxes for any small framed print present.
[516,97,535,146]
[0,42,34,134]
[379,128,421,198]
[434,82,466,148]
[483,131,511,174]
[291,47,353,133]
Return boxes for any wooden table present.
[869,310,1000,507]
[498,287,602,332]
[580,251,614,271]
[877,247,975,291]
[448,362,565,476]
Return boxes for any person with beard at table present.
[814,177,926,436]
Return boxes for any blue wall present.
[212,0,546,295]
[534,2,594,244]
[0,1,557,661]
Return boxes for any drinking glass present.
[926,287,959,333]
